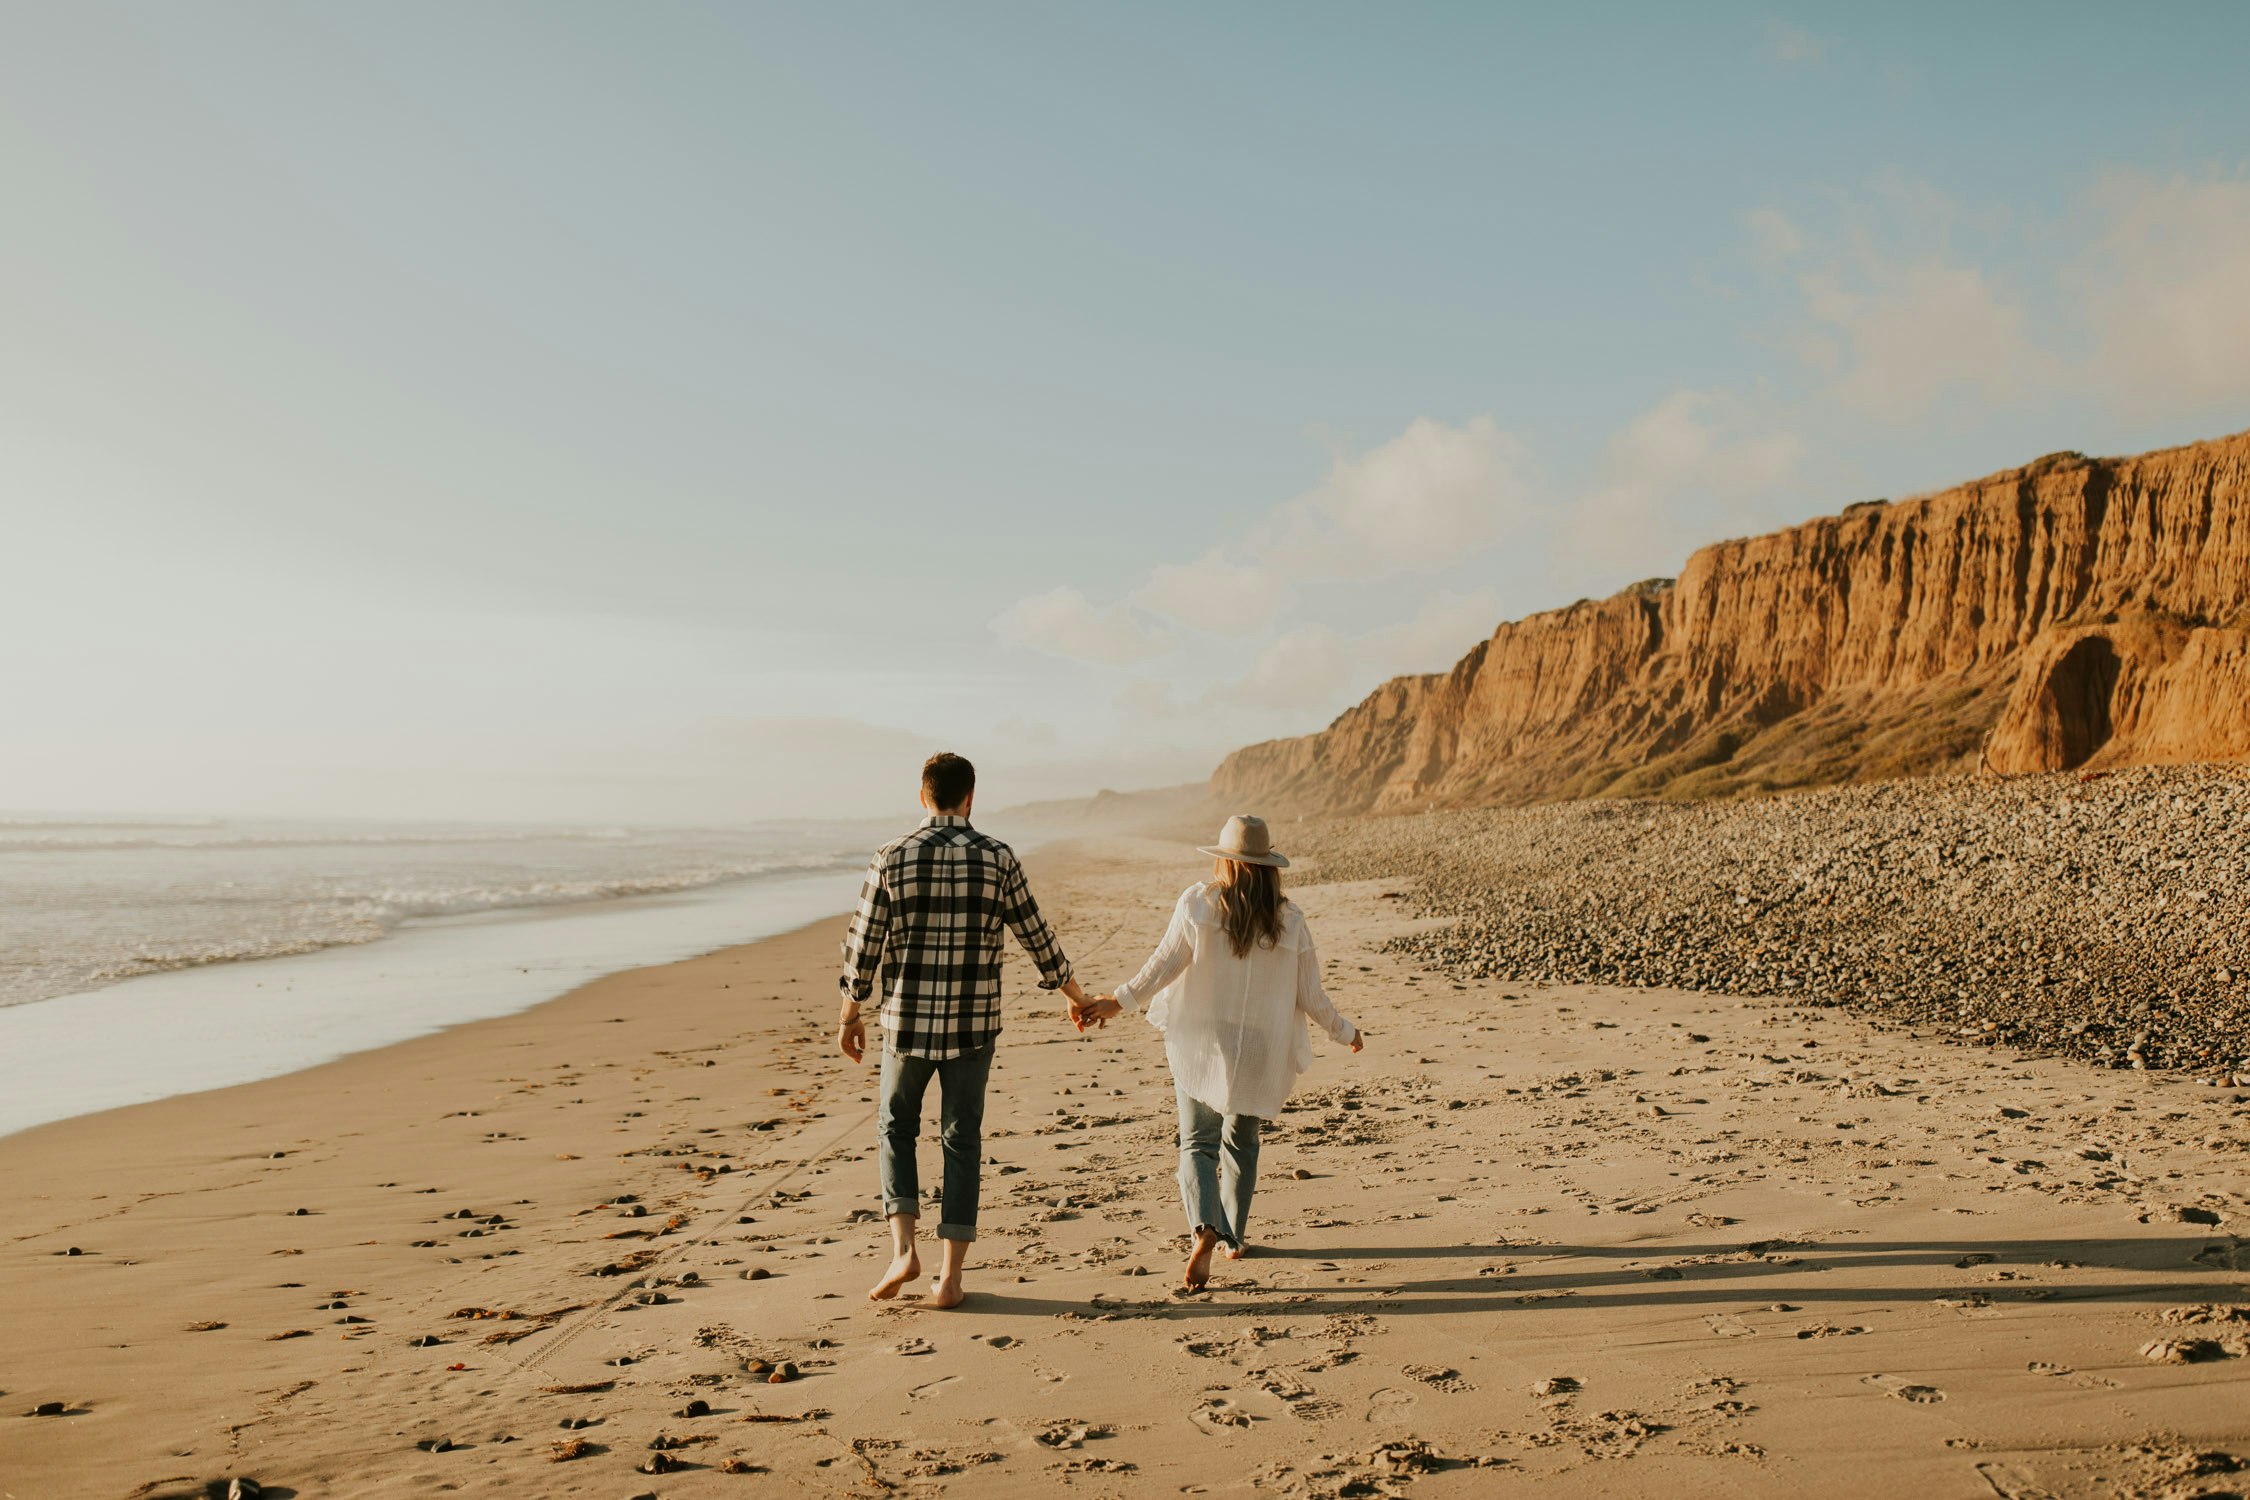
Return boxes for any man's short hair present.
[922,752,975,811]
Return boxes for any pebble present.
[1304,766,2250,1075]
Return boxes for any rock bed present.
[1296,765,2250,1079]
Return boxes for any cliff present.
[1212,427,2250,814]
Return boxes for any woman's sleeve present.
[1113,893,1194,1014]
[1294,924,1359,1044]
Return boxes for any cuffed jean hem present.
[883,1198,921,1220]
[1176,1083,1261,1252]
[877,1037,993,1242]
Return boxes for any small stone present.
[2141,1337,2228,1364]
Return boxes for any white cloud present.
[1358,588,1501,680]
[1570,390,1803,574]
[1765,21,1826,64]
[2073,170,2250,415]
[1115,677,1188,721]
[1764,169,2250,425]
[1797,257,2044,421]
[1134,548,1292,635]
[1747,206,1804,262]
[995,415,1520,680]
[1222,589,1500,716]
[991,715,1060,748]
[1233,624,1352,712]
[1255,417,1531,578]
[988,586,1173,664]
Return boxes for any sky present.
[4,3,2249,824]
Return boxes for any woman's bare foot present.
[1224,1241,1250,1261]
[923,1274,966,1309]
[1183,1227,1221,1290]
[867,1248,921,1301]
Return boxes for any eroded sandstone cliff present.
[1212,427,2250,814]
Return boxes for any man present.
[838,751,1091,1309]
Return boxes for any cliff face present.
[1212,428,2250,814]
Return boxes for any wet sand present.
[3,835,2246,1499]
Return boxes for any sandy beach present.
[4,834,2247,1500]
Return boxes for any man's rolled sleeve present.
[839,853,891,1004]
[996,851,1072,990]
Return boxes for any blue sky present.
[4,3,2249,821]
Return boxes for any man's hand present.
[1075,995,1122,1031]
[838,1008,866,1064]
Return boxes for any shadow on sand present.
[944,1235,2246,1320]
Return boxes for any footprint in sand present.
[1402,1363,1474,1393]
[909,1375,960,1400]
[1190,1396,1255,1433]
[1861,1373,1945,1403]
[1704,1314,1756,1338]
[1974,1460,2062,1500]
[1366,1387,1415,1423]
[2026,1360,2120,1390]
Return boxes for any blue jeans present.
[1176,1084,1262,1250]
[878,1037,994,1242]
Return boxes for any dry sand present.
[3,835,2247,1500]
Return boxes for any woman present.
[1080,814,1364,1291]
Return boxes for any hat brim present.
[1197,845,1290,868]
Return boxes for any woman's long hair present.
[1211,857,1284,958]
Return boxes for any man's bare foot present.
[1183,1228,1220,1290]
[923,1275,966,1310]
[868,1249,921,1301]
[1224,1241,1250,1261]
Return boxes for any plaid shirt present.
[839,815,1073,1059]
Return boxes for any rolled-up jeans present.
[1176,1083,1262,1250]
[878,1035,994,1242]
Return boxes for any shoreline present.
[0,865,866,1139]
[4,834,2246,1499]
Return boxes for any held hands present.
[1063,977,1121,1032]
[1073,995,1122,1031]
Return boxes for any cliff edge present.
[1212,427,2250,813]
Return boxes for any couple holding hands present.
[836,753,1364,1306]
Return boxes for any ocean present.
[0,814,894,1135]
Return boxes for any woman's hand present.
[1075,995,1123,1031]
[1349,1029,1366,1054]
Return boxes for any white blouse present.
[1111,883,1359,1121]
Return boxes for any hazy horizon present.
[6,4,2250,824]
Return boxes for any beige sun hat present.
[1197,813,1290,868]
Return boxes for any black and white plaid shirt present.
[839,815,1073,1059]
